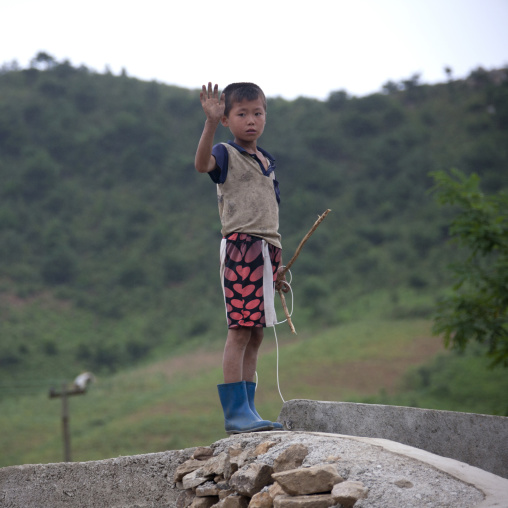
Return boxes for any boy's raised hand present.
[200,82,225,123]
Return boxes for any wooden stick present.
[278,209,331,281]
[277,209,331,333]
[277,289,296,334]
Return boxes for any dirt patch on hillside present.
[143,348,224,381]
[0,290,71,311]
[296,334,445,399]
[143,333,445,400]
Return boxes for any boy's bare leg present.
[242,327,264,382]
[222,326,264,383]
[222,327,252,383]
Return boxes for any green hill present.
[0,55,507,388]
[1,58,507,467]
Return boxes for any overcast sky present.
[1,0,507,100]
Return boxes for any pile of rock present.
[173,438,367,507]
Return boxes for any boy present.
[195,82,287,434]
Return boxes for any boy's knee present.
[227,327,251,345]
[227,326,263,346]
[248,328,264,347]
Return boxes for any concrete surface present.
[0,448,194,508]
[278,399,508,479]
[2,431,508,507]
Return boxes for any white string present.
[255,268,293,404]
[274,268,294,403]
[273,324,286,403]
[274,268,293,326]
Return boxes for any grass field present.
[2,301,508,469]
[0,317,448,468]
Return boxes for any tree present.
[430,169,508,367]
[382,80,400,95]
[30,51,57,70]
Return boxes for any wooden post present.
[49,384,87,463]
[61,384,71,462]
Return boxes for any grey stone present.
[331,480,368,507]
[269,481,288,501]
[272,464,343,496]
[249,490,273,508]
[214,493,250,507]
[273,443,309,473]
[192,447,214,460]
[229,462,274,497]
[177,489,196,508]
[253,441,278,457]
[174,459,206,482]
[195,481,220,497]
[274,493,336,507]
[219,488,236,500]
[189,496,219,507]
[229,445,254,471]
[182,468,211,489]
[201,451,229,477]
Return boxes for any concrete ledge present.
[0,448,195,508]
[277,400,508,479]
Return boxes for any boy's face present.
[222,97,266,145]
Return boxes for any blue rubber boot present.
[217,381,274,434]
[245,381,284,430]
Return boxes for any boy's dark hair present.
[222,82,266,117]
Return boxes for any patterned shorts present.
[220,233,281,328]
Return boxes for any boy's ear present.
[221,115,229,127]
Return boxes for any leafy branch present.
[430,169,508,367]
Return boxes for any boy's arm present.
[195,82,225,173]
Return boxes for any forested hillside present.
[1,55,507,387]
